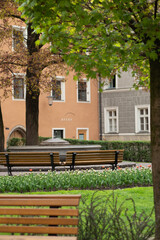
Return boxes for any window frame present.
[103,75,117,90]
[12,73,26,101]
[52,128,65,139]
[135,105,150,133]
[12,25,27,51]
[51,76,65,102]
[77,78,91,103]
[76,128,89,140]
[104,107,119,133]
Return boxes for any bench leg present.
[71,153,76,171]
[8,166,12,176]
[48,206,58,236]
[5,153,12,176]
[50,153,55,171]
[112,164,115,171]
[113,151,119,170]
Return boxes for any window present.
[104,107,118,133]
[77,79,90,102]
[51,76,65,101]
[13,74,25,100]
[12,26,27,51]
[109,75,116,88]
[103,75,117,90]
[135,105,150,133]
[77,128,89,140]
[52,128,65,139]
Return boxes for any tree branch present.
[154,0,158,19]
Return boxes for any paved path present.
[0,161,152,176]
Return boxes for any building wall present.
[102,71,150,141]
[0,16,99,147]
[38,72,99,140]
[2,72,99,146]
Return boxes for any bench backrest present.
[0,152,60,166]
[66,150,124,165]
[0,194,81,236]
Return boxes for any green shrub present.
[7,136,51,148]
[7,137,151,162]
[7,138,26,147]
[78,192,155,240]
[38,136,51,144]
[66,139,151,162]
[0,168,152,193]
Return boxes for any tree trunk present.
[150,58,160,240]
[26,79,39,146]
[0,102,4,152]
[25,23,41,146]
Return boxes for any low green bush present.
[0,167,152,193]
[78,192,154,240]
[7,136,51,148]
[7,137,26,147]
[7,137,151,162]
[66,139,151,162]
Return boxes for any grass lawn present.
[0,186,154,239]
[2,186,154,219]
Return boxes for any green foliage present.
[78,192,155,240]
[0,168,152,193]
[66,139,151,162]
[18,0,160,87]
[7,136,51,148]
[7,138,26,147]
[7,138,151,162]
[38,136,51,144]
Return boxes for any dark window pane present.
[13,78,24,99]
[78,82,87,101]
[54,130,63,138]
[13,29,24,51]
[109,75,116,88]
[52,80,61,100]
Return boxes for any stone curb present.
[0,161,136,173]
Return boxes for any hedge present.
[7,137,51,148]
[66,139,151,163]
[7,137,151,163]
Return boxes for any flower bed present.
[0,166,152,193]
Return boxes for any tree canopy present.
[19,0,160,87]
[20,1,160,239]
[0,0,65,146]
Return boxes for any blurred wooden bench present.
[0,194,81,240]
[0,152,60,176]
[66,150,124,170]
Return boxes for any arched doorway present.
[8,126,26,141]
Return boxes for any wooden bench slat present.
[1,152,59,155]
[0,195,81,238]
[67,150,121,153]
[0,199,80,206]
[0,226,78,235]
[0,194,81,199]
[0,208,79,217]
[0,217,79,225]
[0,236,77,240]
[0,152,61,175]
[66,150,124,170]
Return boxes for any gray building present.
[101,69,150,141]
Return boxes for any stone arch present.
[7,125,26,142]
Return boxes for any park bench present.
[0,194,81,240]
[66,149,124,170]
[0,152,60,176]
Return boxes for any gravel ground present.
[0,161,152,176]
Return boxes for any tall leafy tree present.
[0,102,4,152]
[21,0,160,238]
[0,0,63,146]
